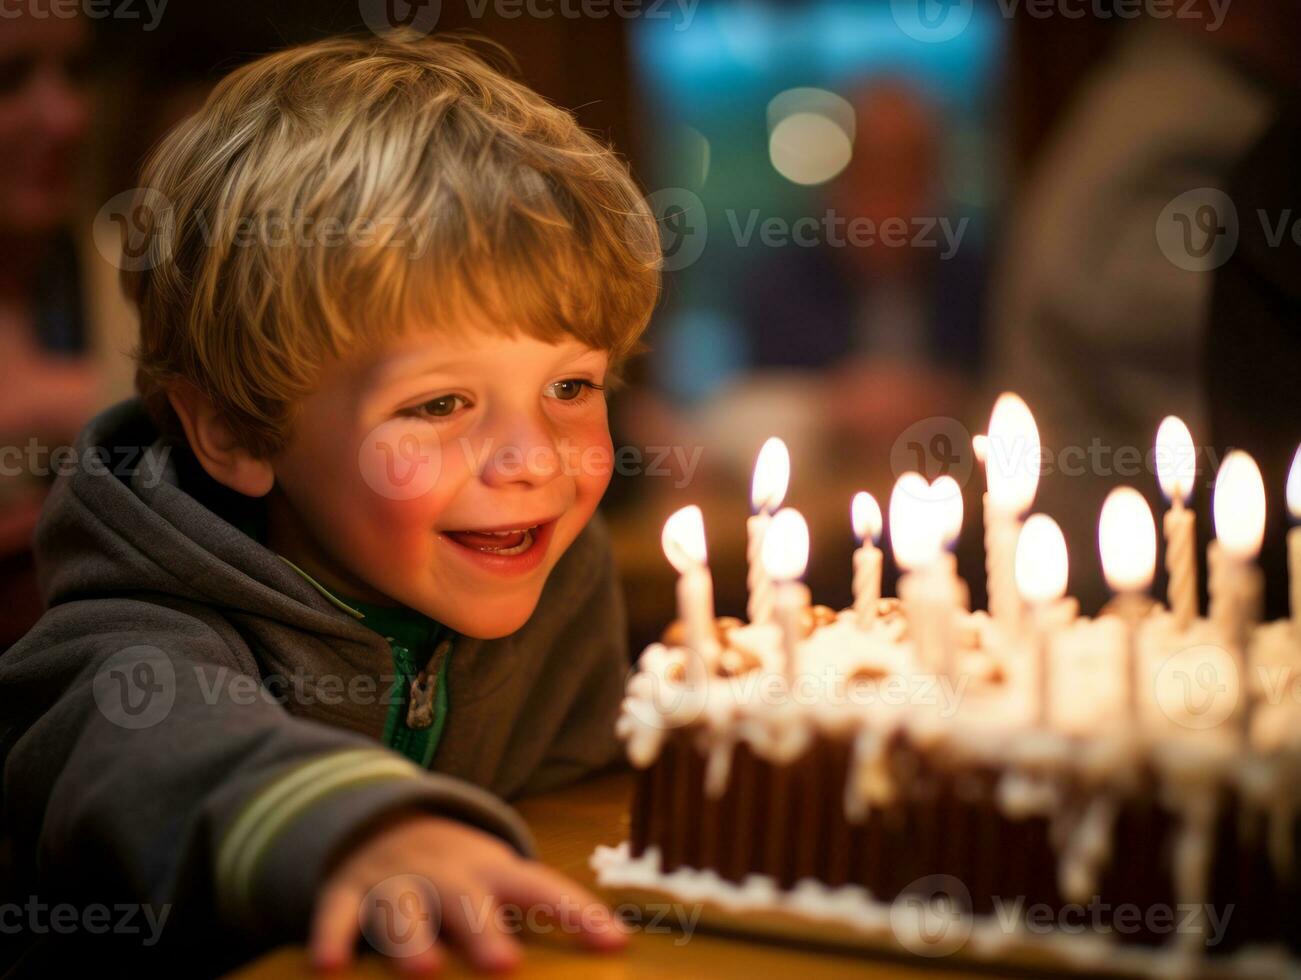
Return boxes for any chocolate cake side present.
[622,725,1301,962]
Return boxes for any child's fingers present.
[363,875,445,976]
[310,883,363,971]
[435,878,521,973]
[494,863,629,951]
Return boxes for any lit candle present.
[747,437,790,625]
[661,505,718,687]
[984,394,1041,638]
[761,507,810,687]
[1289,446,1301,635]
[932,474,968,608]
[851,491,883,626]
[1155,416,1198,631]
[891,474,953,675]
[1210,451,1266,658]
[1016,514,1069,727]
[1099,487,1157,720]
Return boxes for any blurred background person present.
[0,10,136,648]
[986,0,1299,611]
[739,79,984,451]
[1208,107,1301,621]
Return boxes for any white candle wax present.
[677,564,717,685]
[984,493,1021,636]
[775,580,810,687]
[1208,540,1263,657]
[747,512,774,624]
[1290,526,1301,635]
[1112,593,1146,720]
[1029,603,1055,727]
[852,543,883,625]
[900,562,955,676]
[1164,499,1197,630]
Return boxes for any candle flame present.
[1155,416,1196,504]
[1016,514,1068,604]
[662,504,708,574]
[1098,487,1156,593]
[1288,445,1301,520]
[761,507,809,582]
[889,472,943,571]
[972,433,988,465]
[1213,451,1266,559]
[931,475,964,547]
[750,437,791,513]
[986,393,1040,513]
[851,491,882,544]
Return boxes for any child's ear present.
[166,382,275,498]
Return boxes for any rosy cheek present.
[354,419,469,540]
[566,423,614,503]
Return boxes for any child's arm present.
[0,599,618,963]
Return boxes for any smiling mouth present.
[443,527,539,555]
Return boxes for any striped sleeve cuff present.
[216,748,535,937]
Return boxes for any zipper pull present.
[406,636,452,730]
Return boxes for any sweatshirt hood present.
[35,399,368,643]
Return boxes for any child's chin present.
[442,601,537,640]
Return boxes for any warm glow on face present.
[931,475,964,546]
[662,504,708,574]
[889,473,942,571]
[1288,446,1301,521]
[1098,487,1156,593]
[851,491,882,544]
[1016,514,1068,604]
[1155,416,1196,504]
[1213,451,1266,559]
[751,437,791,513]
[761,507,810,582]
[986,393,1040,513]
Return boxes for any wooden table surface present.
[227,770,1010,980]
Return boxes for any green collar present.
[343,595,445,653]
[277,556,445,649]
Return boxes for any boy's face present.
[266,329,614,639]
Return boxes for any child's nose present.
[477,416,563,489]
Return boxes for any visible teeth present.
[478,529,534,555]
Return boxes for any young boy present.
[0,31,660,974]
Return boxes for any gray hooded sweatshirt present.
[0,399,626,964]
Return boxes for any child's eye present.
[545,379,604,402]
[413,394,469,418]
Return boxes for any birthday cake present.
[592,404,1301,978]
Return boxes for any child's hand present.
[311,811,628,973]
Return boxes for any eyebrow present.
[368,345,606,390]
